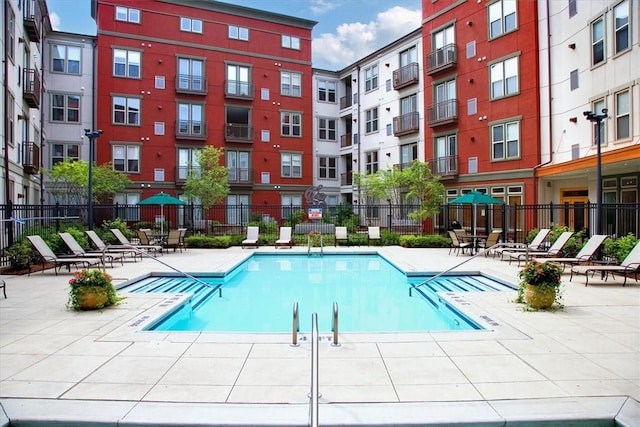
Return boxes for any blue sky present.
[45,0,422,70]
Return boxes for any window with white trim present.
[614,0,629,54]
[113,96,140,125]
[318,79,336,103]
[319,157,337,179]
[113,48,140,78]
[51,143,79,166]
[365,65,378,91]
[592,98,606,146]
[52,44,81,74]
[568,0,577,18]
[7,9,15,61]
[154,122,165,135]
[181,17,202,33]
[112,144,140,172]
[489,0,517,39]
[281,152,302,177]
[178,147,202,180]
[7,93,14,146]
[366,151,379,174]
[490,56,518,99]
[281,112,301,137]
[318,118,336,141]
[281,71,301,97]
[491,120,520,160]
[178,57,204,92]
[226,64,251,97]
[155,76,165,89]
[114,193,140,220]
[51,94,80,122]
[591,17,605,66]
[115,6,140,23]
[615,89,630,140]
[228,25,249,40]
[282,35,300,49]
[365,107,379,133]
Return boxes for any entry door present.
[435,80,456,120]
[560,192,589,232]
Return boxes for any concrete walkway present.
[1,246,638,425]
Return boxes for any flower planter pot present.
[77,287,109,310]
[524,284,556,309]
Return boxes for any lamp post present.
[84,129,103,229]
[583,109,607,235]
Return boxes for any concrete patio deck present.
[1,245,638,426]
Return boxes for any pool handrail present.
[309,312,319,427]
[331,302,340,347]
[292,302,299,347]
[414,242,513,289]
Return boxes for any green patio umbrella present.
[449,191,504,236]
[138,192,185,234]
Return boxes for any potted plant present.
[516,260,563,309]
[68,269,122,311]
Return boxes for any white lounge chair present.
[275,227,293,249]
[495,228,551,258]
[502,231,574,266]
[368,227,381,246]
[570,241,640,286]
[535,234,609,271]
[242,226,260,248]
[335,227,348,246]
[26,235,103,275]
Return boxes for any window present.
[261,130,270,142]
[112,144,140,172]
[467,98,477,115]
[113,48,140,78]
[570,69,578,90]
[51,143,79,166]
[281,71,301,97]
[113,96,140,125]
[615,89,630,140]
[282,35,300,49]
[178,58,204,92]
[466,41,476,59]
[489,0,517,39]
[318,79,336,103]
[401,143,418,166]
[227,151,250,182]
[318,118,336,141]
[614,0,629,54]
[281,153,302,178]
[114,193,140,221]
[178,103,204,137]
[435,134,457,174]
[52,44,81,74]
[228,25,249,40]
[178,147,202,180]
[281,194,302,219]
[399,46,418,67]
[593,98,606,146]
[226,64,251,97]
[491,120,520,160]
[181,17,202,33]
[281,112,302,137]
[490,56,518,99]
[365,65,378,91]
[591,17,605,66]
[155,76,165,89]
[51,94,80,122]
[365,151,379,174]
[568,0,577,17]
[115,6,140,23]
[365,108,379,133]
[154,122,165,135]
[319,157,337,179]
[7,93,14,146]
[7,9,15,61]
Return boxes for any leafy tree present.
[182,146,230,209]
[46,160,131,204]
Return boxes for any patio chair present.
[0,279,6,298]
[534,234,609,271]
[494,228,551,258]
[163,229,182,252]
[85,230,142,261]
[479,230,501,257]
[368,227,381,246]
[502,231,574,266]
[110,229,163,256]
[275,226,293,249]
[59,232,123,267]
[178,228,188,251]
[448,230,472,256]
[335,226,348,246]
[26,235,103,275]
[570,240,640,286]
[242,226,260,249]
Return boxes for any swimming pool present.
[124,254,513,333]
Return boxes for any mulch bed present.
[0,262,56,275]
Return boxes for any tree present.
[46,160,131,204]
[182,146,229,209]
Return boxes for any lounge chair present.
[85,230,142,261]
[26,235,103,275]
[534,234,609,271]
[494,228,551,258]
[502,231,574,266]
[59,232,123,267]
[110,229,163,256]
[335,226,348,246]
[570,241,640,286]
[242,226,260,248]
[448,230,472,256]
[163,229,182,252]
[368,226,381,246]
[275,227,293,249]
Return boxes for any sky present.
[45,0,422,70]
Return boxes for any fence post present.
[6,200,14,248]
[501,203,506,243]
[54,202,61,232]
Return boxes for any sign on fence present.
[307,208,323,220]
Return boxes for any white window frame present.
[51,44,81,74]
[318,157,337,179]
[281,71,301,97]
[226,64,251,97]
[318,79,336,103]
[281,111,302,137]
[365,151,379,174]
[490,56,518,99]
[180,17,203,33]
[113,48,141,78]
[51,93,80,123]
[591,16,605,66]
[281,35,300,50]
[177,102,204,137]
[318,118,336,141]
[51,142,80,166]
[615,89,630,140]
[178,57,204,92]
[112,144,140,173]
[365,107,379,133]
[178,147,202,180]
[613,0,630,54]
[488,0,517,39]
[155,76,165,89]
[592,98,606,147]
[491,120,520,161]
[281,152,302,178]
[113,96,141,125]
[115,6,140,23]
[365,65,379,92]
[229,25,249,40]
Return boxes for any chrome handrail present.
[309,313,319,427]
[292,301,299,346]
[331,302,340,347]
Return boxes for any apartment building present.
[91,0,316,224]
[2,0,48,205]
[537,0,640,235]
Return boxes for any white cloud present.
[49,12,61,31]
[310,0,337,15]
[312,6,421,70]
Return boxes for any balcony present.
[228,167,253,186]
[22,141,40,175]
[176,165,201,182]
[225,124,253,143]
[175,75,207,95]
[393,162,414,171]
[340,133,352,148]
[23,68,41,108]
[23,0,42,43]
[225,80,254,100]
[427,100,458,127]
[392,112,420,136]
[340,95,352,110]
[392,62,419,90]
[175,120,207,140]
[340,172,353,186]
[426,43,457,76]
[427,155,459,180]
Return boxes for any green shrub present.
[100,218,131,243]
[603,233,638,263]
[549,223,584,257]
[381,229,400,246]
[6,240,34,270]
[62,226,90,249]
[399,234,450,248]
[184,235,231,248]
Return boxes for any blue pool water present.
[125,254,513,333]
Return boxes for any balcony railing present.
[22,141,40,175]
[392,62,419,90]
[225,80,254,100]
[392,112,420,136]
[23,0,42,43]
[426,43,457,75]
[175,120,207,139]
[393,161,414,171]
[427,100,458,127]
[228,167,253,184]
[340,172,353,186]
[340,133,352,148]
[175,74,207,94]
[225,124,253,143]
[23,68,41,108]
[176,165,201,182]
[427,155,459,179]
[340,95,352,110]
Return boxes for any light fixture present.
[568,43,576,49]
[384,63,389,67]
[385,107,391,111]
[569,117,578,123]
[583,108,608,235]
